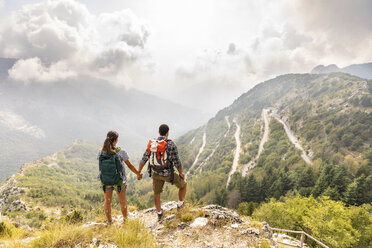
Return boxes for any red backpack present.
[147,138,168,167]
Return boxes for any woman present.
[98,130,142,224]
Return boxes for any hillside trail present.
[224,115,231,137]
[242,108,270,177]
[199,116,231,173]
[242,108,312,177]
[272,112,312,164]
[185,130,207,179]
[227,118,241,186]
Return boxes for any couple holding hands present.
[98,124,187,224]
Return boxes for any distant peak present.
[311,62,372,79]
[311,64,340,74]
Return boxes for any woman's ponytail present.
[102,130,119,155]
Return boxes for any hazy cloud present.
[0,0,150,85]
[0,110,46,139]
[288,0,372,63]
[8,57,76,84]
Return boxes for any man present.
[138,124,187,221]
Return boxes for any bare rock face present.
[241,228,260,236]
[136,202,278,248]
[261,222,273,239]
[190,217,208,227]
[7,200,27,212]
[202,205,242,225]
[143,201,178,214]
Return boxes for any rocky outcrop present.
[135,202,286,248]
[0,201,304,248]
[0,177,24,211]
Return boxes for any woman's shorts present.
[103,183,127,193]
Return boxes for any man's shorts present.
[103,183,127,193]
[152,173,186,194]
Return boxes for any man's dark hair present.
[159,124,169,136]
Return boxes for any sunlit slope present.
[177,73,372,205]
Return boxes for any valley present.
[1,71,372,248]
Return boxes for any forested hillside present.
[173,72,372,208]
[1,72,372,247]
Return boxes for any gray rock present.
[241,228,260,236]
[261,222,273,239]
[143,201,178,213]
[178,222,188,229]
[190,217,208,227]
[203,205,242,225]
[164,214,176,222]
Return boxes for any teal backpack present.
[99,151,123,186]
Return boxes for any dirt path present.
[242,109,270,177]
[272,115,312,164]
[186,130,207,179]
[199,116,231,173]
[227,118,241,186]
[224,116,231,137]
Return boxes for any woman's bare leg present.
[117,189,128,219]
[104,190,113,222]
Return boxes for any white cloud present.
[0,0,150,85]
[0,110,46,139]
[286,0,372,65]
[8,57,76,84]
[171,0,372,112]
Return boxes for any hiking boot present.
[157,211,164,222]
[105,220,113,225]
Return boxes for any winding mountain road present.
[199,116,232,173]
[242,108,270,176]
[272,115,312,164]
[186,130,207,179]
[227,118,241,186]
[242,108,312,177]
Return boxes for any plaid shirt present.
[140,136,182,176]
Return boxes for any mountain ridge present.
[0,59,209,182]
[311,62,372,79]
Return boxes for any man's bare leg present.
[154,193,162,212]
[179,183,187,202]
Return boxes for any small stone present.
[164,214,175,222]
[92,237,100,246]
[178,222,188,229]
[190,217,208,227]
[241,228,260,236]
[261,222,273,239]
[230,223,239,228]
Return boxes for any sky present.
[0,0,372,114]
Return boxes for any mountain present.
[0,131,370,248]
[0,139,283,248]
[1,73,372,247]
[174,72,372,206]
[0,60,209,182]
[311,62,372,79]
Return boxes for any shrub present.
[0,221,11,237]
[180,213,194,222]
[65,210,83,224]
